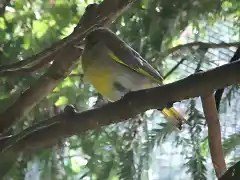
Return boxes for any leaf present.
[200,137,209,157]
[55,96,68,106]
[222,133,240,156]
[118,149,135,180]
[150,122,176,146]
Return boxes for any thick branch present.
[163,41,240,57]
[0,0,135,133]
[201,93,226,178]
[2,60,240,153]
[218,161,240,180]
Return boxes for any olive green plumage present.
[81,27,187,129]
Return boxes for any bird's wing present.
[86,28,164,84]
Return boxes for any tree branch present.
[0,55,53,77]
[0,0,136,133]
[201,93,227,178]
[163,58,186,79]
[215,47,240,111]
[218,161,240,180]
[2,60,240,153]
[0,54,52,71]
[163,41,240,57]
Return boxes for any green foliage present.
[222,134,240,156]
[184,101,208,180]
[185,152,207,180]
[118,149,135,180]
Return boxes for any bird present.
[80,27,187,129]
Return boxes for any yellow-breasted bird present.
[80,27,187,129]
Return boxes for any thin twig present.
[0,57,44,71]
[0,56,53,77]
[163,58,186,79]
[163,41,240,57]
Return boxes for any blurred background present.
[0,0,239,179]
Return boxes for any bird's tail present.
[158,107,188,130]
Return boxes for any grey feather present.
[85,27,164,84]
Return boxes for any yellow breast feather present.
[85,66,114,99]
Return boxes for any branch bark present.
[1,60,240,153]
[0,56,52,77]
[0,0,136,133]
[218,161,240,180]
[0,53,53,77]
[0,52,53,71]
[201,93,227,178]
